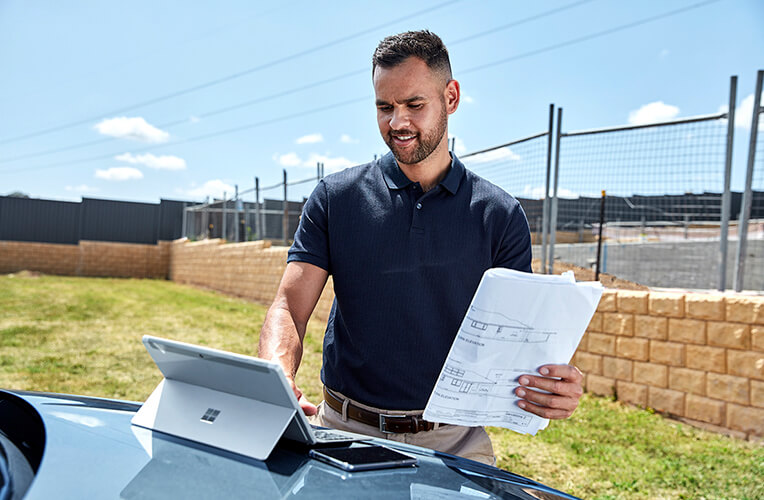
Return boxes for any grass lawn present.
[1,273,761,499]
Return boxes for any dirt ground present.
[531,259,649,290]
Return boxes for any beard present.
[385,99,448,166]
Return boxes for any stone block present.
[588,333,616,356]
[648,387,685,416]
[586,374,615,397]
[706,373,749,405]
[726,404,764,436]
[668,318,706,345]
[634,315,668,340]
[725,296,760,324]
[684,293,725,321]
[576,332,589,351]
[752,326,764,352]
[616,291,648,314]
[669,367,706,396]
[616,381,647,407]
[598,290,617,312]
[602,357,633,381]
[650,341,685,366]
[727,351,764,380]
[602,313,634,336]
[751,380,764,408]
[685,394,725,425]
[707,322,749,350]
[616,337,649,361]
[648,292,684,318]
[587,312,603,333]
[573,352,602,375]
[634,361,668,388]
[686,345,726,373]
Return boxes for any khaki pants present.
[308,389,495,466]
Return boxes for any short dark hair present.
[372,30,452,80]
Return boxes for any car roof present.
[1,390,579,500]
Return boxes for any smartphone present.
[308,445,418,471]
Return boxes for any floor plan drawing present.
[439,364,524,399]
[462,306,555,343]
[424,403,533,428]
[423,268,603,435]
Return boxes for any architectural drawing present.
[462,306,555,343]
[425,403,533,427]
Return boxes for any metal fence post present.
[283,170,289,246]
[222,191,227,241]
[234,184,240,243]
[719,75,737,290]
[735,69,764,291]
[541,104,554,273]
[548,107,563,274]
[254,177,261,240]
[595,190,606,281]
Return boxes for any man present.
[259,30,583,465]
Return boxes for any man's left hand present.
[514,364,583,419]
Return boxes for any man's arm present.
[259,261,328,416]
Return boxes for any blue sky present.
[0,0,762,204]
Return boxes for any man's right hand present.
[287,376,318,416]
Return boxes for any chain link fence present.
[182,165,325,245]
[181,71,763,291]
[550,112,731,289]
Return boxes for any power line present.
[0,0,461,146]
[0,0,720,174]
[461,0,720,75]
[1,96,369,174]
[1,68,368,163]
[0,0,597,163]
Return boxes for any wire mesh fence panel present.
[461,133,550,256]
[553,115,730,289]
[744,112,764,290]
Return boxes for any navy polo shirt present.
[288,152,532,410]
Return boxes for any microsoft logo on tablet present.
[200,408,221,423]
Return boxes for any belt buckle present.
[378,414,400,434]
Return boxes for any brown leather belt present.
[322,387,446,434]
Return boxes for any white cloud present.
[303,153,356,173]
[115,152,186,170]
[65,184,98,193]
[340,134,359,144]
[296,133,324,144]
[94,117,170,143]
[628,101,680,125]
[274,152,302,167]
[189,115,201,124]
[462,95,475,104]
[463,147,521,165]
[521,185,579,199]
[95,167,143,181]
[720,93,764,130]
[183,179,236,199]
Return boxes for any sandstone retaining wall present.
[0,240,171,278]
[169,239,335,322]
[574,289,764,439]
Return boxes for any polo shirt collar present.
[380,151,465,195]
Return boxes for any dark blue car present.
[1,389,580,499]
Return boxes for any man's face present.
[373,57,457,168]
